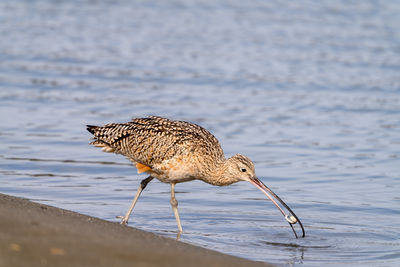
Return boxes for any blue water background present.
[1,1,399,266]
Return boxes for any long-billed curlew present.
[87,116,305,238]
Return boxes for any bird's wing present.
[87,116,224,168]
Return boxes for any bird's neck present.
[201,158,237,186]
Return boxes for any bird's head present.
[225,154,256,183]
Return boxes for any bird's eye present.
[240,168,247,172]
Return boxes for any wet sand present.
[0,193,272,267]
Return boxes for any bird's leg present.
[118,176,154,225]
[170,183,183,233]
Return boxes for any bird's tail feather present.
[86,125,98,134]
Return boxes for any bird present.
[87,116,305,238]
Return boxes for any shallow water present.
[1,0,400,266]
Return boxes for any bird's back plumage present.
[87,116,225,182]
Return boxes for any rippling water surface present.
[1,1,399,266]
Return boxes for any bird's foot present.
[176,231,182,241]
[116,215,129,225]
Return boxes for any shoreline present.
[0,193,273,267]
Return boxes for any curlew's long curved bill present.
[249,176,305,238]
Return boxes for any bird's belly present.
[152,167,197,184]
[152,156,199,184]
[156,175,196,184]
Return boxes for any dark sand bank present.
[0,193,273,267]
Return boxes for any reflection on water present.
[1,0,400,266]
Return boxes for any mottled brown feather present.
[87,116,226,182]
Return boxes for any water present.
[1,0,400,266]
